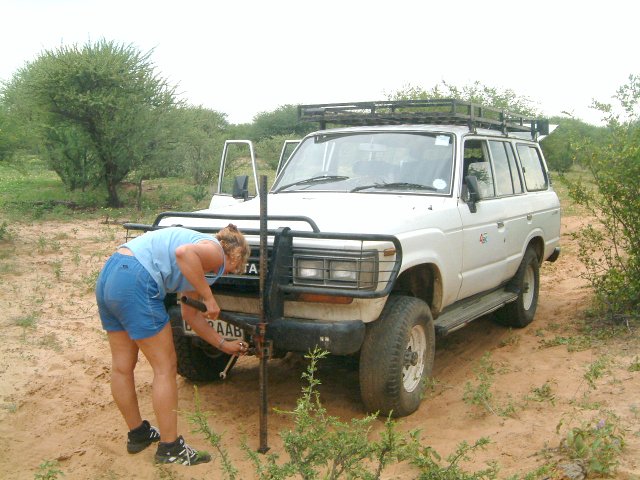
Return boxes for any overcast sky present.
[2,0,638,125]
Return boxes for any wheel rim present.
[403,324,426,393]
[522,263,536,310]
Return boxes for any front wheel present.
[495,248,540,328]
[359,296,435,417]
[173,335,231,381]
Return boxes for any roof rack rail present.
[298,99,549,138]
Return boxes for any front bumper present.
[168,306,365,355]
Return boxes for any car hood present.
[188,192,452,235]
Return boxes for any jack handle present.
[179,296,258,336]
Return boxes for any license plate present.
[183,319,244,340]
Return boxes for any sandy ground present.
[0,215,638,479]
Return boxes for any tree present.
[170,106,229,203]
[387,80,540,116]
[4,40,176,207]
[540,117,606,172]
[565,74,640,319]
[0,95,27,163]
[250,104,315,139]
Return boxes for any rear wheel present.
[495,248,540,328]
[359,295,435,417]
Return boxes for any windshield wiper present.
[274,175,350,193]
[350,182,437,193]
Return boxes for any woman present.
[95,224,250,465]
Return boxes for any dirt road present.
[0,216,638,479]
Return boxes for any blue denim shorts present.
[96,252,169,340]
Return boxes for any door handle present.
[497,221,505,228]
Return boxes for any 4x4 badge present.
[479,233,488,244]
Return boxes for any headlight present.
[293,251,378,289]
[297,259,324,281]
[329,260,357,282]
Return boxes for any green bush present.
[563,74,640,321]
[189,348,498,479]
[560,414,625,476]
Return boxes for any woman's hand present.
[202,297,221,321]
[218,339,249,356]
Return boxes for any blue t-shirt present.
[123,227,225,298]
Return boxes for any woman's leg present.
[135,323,178,443]
[108,330,142,430]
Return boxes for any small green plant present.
[50,260,63,280]
[498,331,520,348]
[0,221,13,242]
[628,356,640,372]
[34,459,64,479]
[71,247,81,266]
[526,381,556,406]
[560,414,625,476]
[82,269,100,292]
[38,332,63,352]
[584,356,610,389]
[538,334,591,352]
[37,234,48,253]
[186,386,238,480]
[463,353,496,415]
[15,313,38,341]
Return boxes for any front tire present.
[173,335,231,381]
[495,248,540,328]
[359,296,435,417]
[168,306,231,381]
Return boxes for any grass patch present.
[0,156,213,223]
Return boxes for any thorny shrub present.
[564,74,640,322]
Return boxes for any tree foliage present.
[250,104,314,139]
[387,80,539,116]
[565,74,640,319]
[540,117,606,172]
[3,40,177,207]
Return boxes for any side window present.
[516,144,548,191]
[505,142,523,193]
[488,141,514,196]
[489,141,523,196]
[463,139,495,199]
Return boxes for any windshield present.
[272,132,454,195]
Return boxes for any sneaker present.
[127,420,161,454]
[154,436,211,466]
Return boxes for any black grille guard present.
[123,211,403,300]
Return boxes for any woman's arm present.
[174,240,222,318]
[180,291,247,356]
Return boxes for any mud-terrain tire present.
[495,248,540,328]
[168,306,231,381]
[173,335,231,381]
[359,295,435,417]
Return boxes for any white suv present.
[126,100,561,417]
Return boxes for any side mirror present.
[232,175,249,201]
[464,175,481,213]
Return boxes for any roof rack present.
[297,99,549,138]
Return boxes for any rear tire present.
[359,295,435,417]
[495,248,540,328]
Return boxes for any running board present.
[434,289,518,336]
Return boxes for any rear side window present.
[516,144,548,191]
[489,141,522,196]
